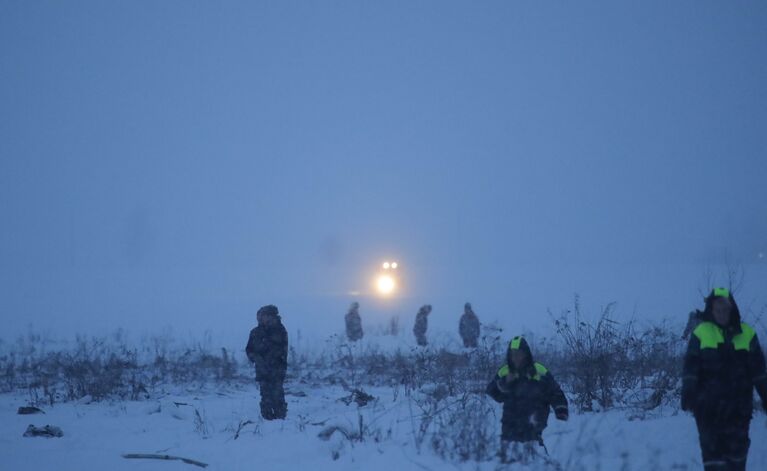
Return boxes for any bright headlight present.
[377,275,395,295]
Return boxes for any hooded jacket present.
[459,303,480,347]
[345,302,363,342]
[682,289,767,421]
[246,305,288,382]
[413,305,431,345]
[486,336,568,441]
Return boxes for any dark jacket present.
[345,302,363,342]
[246,307,288,382]
[413,304,431,345]
[459,303,480,347]
[486,337,568,441]
[682,290,767,421]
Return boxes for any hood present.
[464,303,474,315]
[505,335,534,374]
[257,304,282,326]
[701,288,742,332]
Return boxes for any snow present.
[2,382,766,470]
[1,325,766,470]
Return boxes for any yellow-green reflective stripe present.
[734,323,755,351]
[693,322,724,349]
[510,337,522,350]
[693,322,755,351]
[498,363,547,381]
[713,287,730,298]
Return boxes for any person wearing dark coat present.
[459,302,480,348]
[345,302,363,342]
[682,288,767,471]
[413,304,432,346]
[245,304,288,420]
[486,336,568,463]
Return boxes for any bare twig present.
[233,419,254,440]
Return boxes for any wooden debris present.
[122,453,208,468]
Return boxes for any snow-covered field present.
[3,381,766,470]
[1,324,766,470]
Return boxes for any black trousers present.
[695,415,750,471]
[501,419,544,443]
[258,378,287,420]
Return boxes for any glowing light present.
[391,262,398,269]
[382,262,391,269]
[377,275,396,295]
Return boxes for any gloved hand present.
[754,383,767,414]
[681,380,700,412]
[681,391,694,412]
[496,376,512,394]
[555,406,568,421]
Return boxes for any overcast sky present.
[1,1,766,344]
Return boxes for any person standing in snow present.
[413,304,432,346]
[345,302,363,342]
[459,302,480,348]
[245,304,288,420]
[486,336,568,464]
[682,288,767,471]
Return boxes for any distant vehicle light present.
[377,275,395,295]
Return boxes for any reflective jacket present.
[486,337,568,440]
[682,291,767,421]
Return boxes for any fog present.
[1,1,766,345]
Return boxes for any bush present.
[0,308,687,415]
[429,393,499,462]
[0,331,246,404]
[549,295,683,412]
